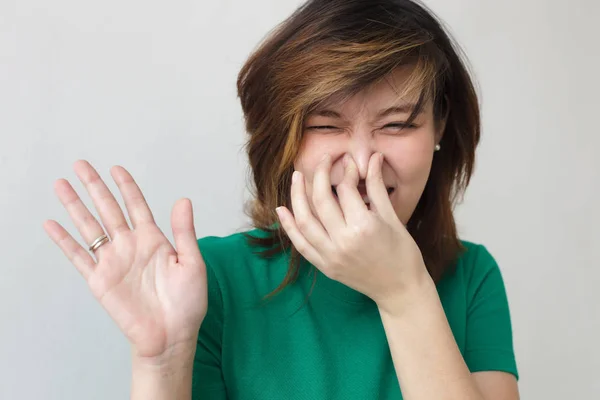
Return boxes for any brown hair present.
[238,0,480,298]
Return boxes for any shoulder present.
[196,227,274,267]
[456,240,497,266]
[449,240,513,315]
[197,228,262,277]
[440,240,508,301]
[196,229,252,260]
[454,240,502,280]
[196,228,290,302]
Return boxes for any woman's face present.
[293,67,445,225]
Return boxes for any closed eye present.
[382,122,417,130]
[306,123,418,131]
[306,125,339,130]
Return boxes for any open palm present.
[43,160,207,361]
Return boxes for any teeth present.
[331,186,393,202]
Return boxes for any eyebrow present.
[308,104,420,119]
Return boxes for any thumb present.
[171,198,203,266]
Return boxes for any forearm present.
[378,279,483,400]
[130,346,196,400]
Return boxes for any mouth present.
[331,185,395,205]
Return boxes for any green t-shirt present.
[192,228,518,399]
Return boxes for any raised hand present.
[43,160,207,363]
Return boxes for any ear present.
[435,94,450,144]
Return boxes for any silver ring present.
[88,234,109,252]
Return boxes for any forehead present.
[309,66,430,117]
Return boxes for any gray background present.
[1,0,598,398]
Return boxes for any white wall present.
[1,0,598,398]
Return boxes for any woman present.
[44,0,519,399]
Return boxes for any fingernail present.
[343,154,349,167]
[379,152,384,162]
[321,153,330,163]
[292,171,299,183]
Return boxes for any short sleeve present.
[192,240,228,399]
[464,245,519,380]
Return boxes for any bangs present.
[303,54,439,128]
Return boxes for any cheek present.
[398,152,433,182]
[293,136,326,199]
[385,138,434,183]
[384,138,434,222]
[294,134,341,177]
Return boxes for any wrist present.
[376,271,437,319]
[131,347,195,400]
[132,342,197,372]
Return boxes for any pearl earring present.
[435,144,441,151]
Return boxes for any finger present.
[43,219,95,280]
[312,153,346,233]
[290,170,331,252]
[73,160,131,238]
[366,152,397,220]
[275,206,326,269]
[171,198,205,268]
[54,178,111,259]
[110,165,156,228]
[335,154,367,224]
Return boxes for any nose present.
[347,133,377,179]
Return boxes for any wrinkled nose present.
[348,134,377,179]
